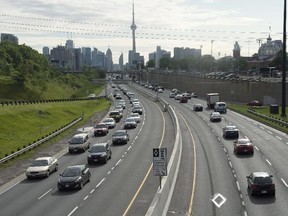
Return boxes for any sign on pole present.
[153,148,167,176]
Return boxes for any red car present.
[234,138,254,155]
[247,100,262,106]
[94,123,109,136]
[180,97,188,103]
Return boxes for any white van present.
[214,102,227,113]
[69,133,90,153]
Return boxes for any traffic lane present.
[0,103,142,216]
[68,94,167,215]
[167,105,244,216]
[223,110,288,181]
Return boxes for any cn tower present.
[130,1,137,54]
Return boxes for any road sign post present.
[153,148,167,189]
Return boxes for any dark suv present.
[246,172,275,196]
[87,143,112,164]
[112,130,129,145]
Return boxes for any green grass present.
[0,98,111,159]
[229,104,288,133]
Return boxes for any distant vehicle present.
[214,102,227,114]
[246,172,275,196]
[87,143,112,164]
[112,130,130,145]
[175,94,182,100]
[115,93,122,99]
[206,93,220,108]
[158,88,163,93]
[191,92,198,98]
[180,96,188,103]
[94,123,109,136]
[223,125,239,139]
[210,112,221,122]
[26,157,58,179]
[247,100,262,106]
[124,117,137,129]
[118,100,126,109]
[193,103,203,111]
[130,113,141,123]
[69,133,90,153]
[109,110,123,122]
[88,94,96,99]
[132,105,143,115]
[57,164,91,191]
[115,105,124,113]
[103,118,116,129]
[234,138,253,155]
[183,92,191,99]
[169,93,176,98]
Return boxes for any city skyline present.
[0,0,285,64]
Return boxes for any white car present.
[210,112,222,122]
[130,113,141,123]
[103,117,116,129]
[26,157,58,179]
[158,88,163,93]
[175,94,182,100]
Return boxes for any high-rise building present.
[106,48,113,71]
[119,53,124,71]
[42,46,50,59]
[82,47,91,66]
[65,39,74,49]
[1,33,18,44]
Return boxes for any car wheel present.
[79,181,84,189]
[104,157,108,164]
[109,153,112,159]
[55,164,58,171]
[87,173,91,182]
[46,171,50,178]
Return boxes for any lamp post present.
[200,45,203,73]
[211,40,214,72]
[282,0,287,117]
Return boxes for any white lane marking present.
[229,161,233,168]
[111,166,115,170]
[96,178,105,188]
[116,159,122,166]
[281,178,288,187]
[38,188,52,200]
[90,189,95,194]
[255,146,259,151]
[84,195,89,200]
[267,130,273,135]
[260,126,264,129]
[266,159,272,166]
[276,136,282,140]
[244,211,248,216]
[223,148,227,153]
[0,181,21,195]
[236,181,240,191]
[107,171,111,175]
[127,146,131,151]
[67,206,78,216]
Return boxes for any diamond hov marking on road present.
[211,193,227,208]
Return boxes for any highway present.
[1,82,288,216]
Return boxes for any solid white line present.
[84,195,89,200]
[276,136,282,140]
[0,181,21,195]
[116,159,122,166]
[67,206,78,216]
[266,159,272,166]
[96,178,105,188]
[255,146,259,151]
[281,178,288,187]
[90,189,95,194]
[38,188,52,200]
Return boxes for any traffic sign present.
[153,148,167,176]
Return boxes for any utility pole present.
[211,40,214,72]
[282,0,287,117]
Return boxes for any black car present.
[112,130,129,145]
[87,143,112,164]
[57,165,91,191]
[193,103,203,111]
[223,125,239,139]
[247,172,275,196]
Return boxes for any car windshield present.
[104,119,114,123]
[125,118,135,122]
[226,126,236,130]
[62,168,81,177]
[31,159,48,166]
[90,145,106,153]
[95,124,106,128]
[70,137,84,144]
[131,114,139,117]
[254,177,273,184]
[110,111,119,116]
[113,131,126,136]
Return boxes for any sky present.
[0,0,285,64]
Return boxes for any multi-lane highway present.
[1,82,288,216]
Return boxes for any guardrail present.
[0,96,106,106]
[247,108,288,128]
[0,115,84,164]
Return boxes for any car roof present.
[73,133,87,138]
[252,172,271,177]
[105,117,115,121]
[91,143,108,147]
[35,157,53,161]
[66,164,85,169]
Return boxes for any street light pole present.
[200,45,203,73]
[211,40,214,72]
[282,0,287,117]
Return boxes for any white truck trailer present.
[206,93,220,109]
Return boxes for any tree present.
[146,59,155,68]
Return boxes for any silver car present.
[26,157,58,179]
[130,113,141,123]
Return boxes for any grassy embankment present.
[0,77,111,166]
[229,104,288,134]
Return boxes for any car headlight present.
[58,179,62,183]
[88,154,92,158]
[75,177,82,183]
[100,153,107,157]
